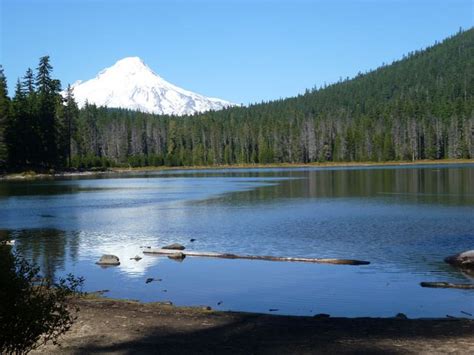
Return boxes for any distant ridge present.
[61,29,474,167]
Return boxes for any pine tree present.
[23,68,35,94]
[35,56,61,168]
[6,80,27,167]
[61,85,79,167]
[0,66,9,169]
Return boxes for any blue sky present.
[1,0,472,104]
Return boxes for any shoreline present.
[31,296,474,354]
[2,159,473,181]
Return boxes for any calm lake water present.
[1,164,473,317]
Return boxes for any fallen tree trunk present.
[142,249,370,265]
[420,282,474,289]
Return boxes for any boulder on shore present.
[162,243,185,250]
[445,250,474,270]
[96,254,120,266]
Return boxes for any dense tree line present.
[0,57,78,171]
[0,29,473,171]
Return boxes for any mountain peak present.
[96,56,156,81]
[110,57,150,72]
[116,56,145,65]
[69,57,235,116]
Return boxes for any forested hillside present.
[0,29,473,171]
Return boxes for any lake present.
[1,164,473,318]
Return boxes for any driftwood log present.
[143,249,370,265]
[420,282,474,290]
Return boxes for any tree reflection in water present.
[1,229,79,281]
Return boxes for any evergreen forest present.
[0,28,472,171]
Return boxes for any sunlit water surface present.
[1,164,473,317]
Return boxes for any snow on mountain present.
[68,57,235,116]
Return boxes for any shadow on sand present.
[45,299,474,354]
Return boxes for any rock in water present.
[96,254,120,266]
[162,243,185,250]
[395,313,408,319]
[313,313,330,319]
[445,250,474,269]
[168,252,186,261]
[145,278,162,284]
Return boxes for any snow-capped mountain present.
[68,57,235,115]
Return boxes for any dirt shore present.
[2,159,473,181]
[32,297,474,354]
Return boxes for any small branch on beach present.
[142,249,370,265]
[420,282,474,289]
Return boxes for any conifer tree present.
[62,85,79,167]
[22,68,41,167]
[6,80,27,166]
[35,56,61,167]
[0,66,9,169]
[23,68,35,94]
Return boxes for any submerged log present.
[420,282,474,290]
[142,249,370,265]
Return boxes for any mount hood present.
[68,57,235,116]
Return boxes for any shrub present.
[0,249,84,354]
